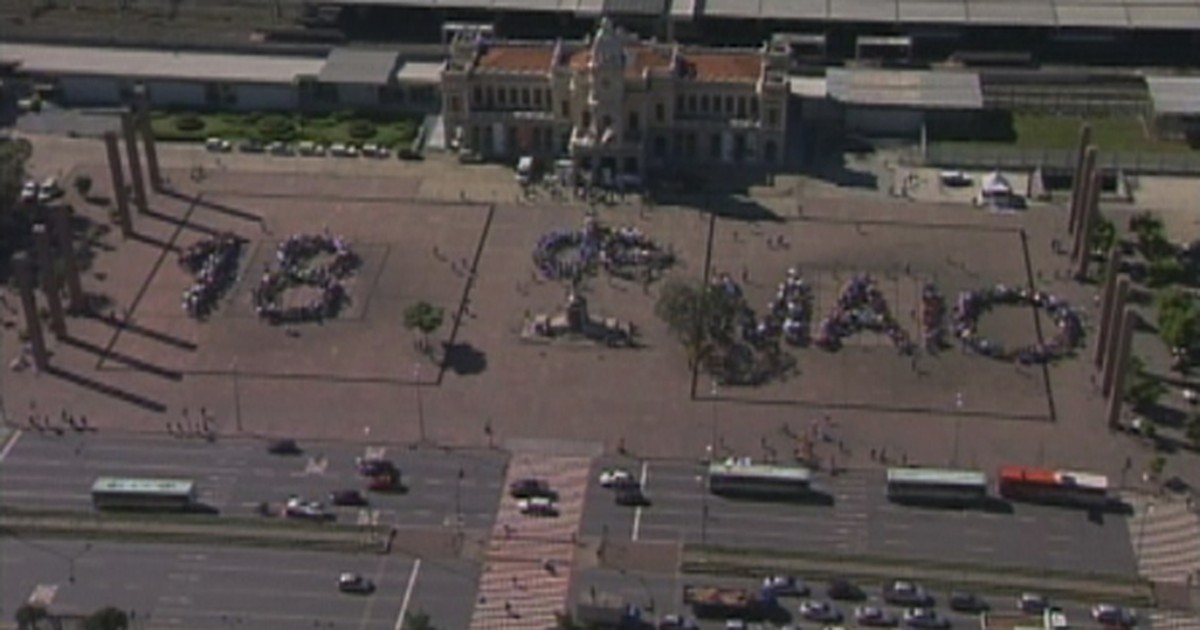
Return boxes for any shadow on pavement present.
[45,364,167,413]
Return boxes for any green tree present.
[1156,288,1200,351]
[0,138,31,266]
[1147,256,1186,288]
[404,609,435,630]
[1091,216,1117,256]
[403,301,445,353]
[83,607,128,630]
[655,279,742,370]
[1130,212,1175,261]
[1126,355,1167,411]
[1187,412,1200,449]
[14,603,47,630]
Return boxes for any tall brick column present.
[12,253,48,370]
[103,131,133,236]
[1106,307,1138,429]
[1068,125,1093,235]
[121,111,148,212]
[1074,170,1102,279]
[1094,256,1123,368]
[48,205,86,313]
[1071,147,1097,261]
[32,224,67,338]
[1103,287,1132,397]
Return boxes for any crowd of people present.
[815,274,914,354]
[735,268,814,348]
[179,232,245,320]
[954,284,1083,364]
[532,217,674,282]
[921,283,948,352]
[253,232,359,324]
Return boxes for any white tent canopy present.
[980,170,1012,196]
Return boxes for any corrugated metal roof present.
[788,75,828,97]
[394,60,445,83]
[0,43,324,84]
[1147,75,1200,115]
[826,68,983,109]
[318,48,401,85]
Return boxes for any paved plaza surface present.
[0,539,479,630]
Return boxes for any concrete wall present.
[845,106,923,137]
[230,83,299,111]
[146,80,207,108]
[336,83,380,108]
[57,75,122,105]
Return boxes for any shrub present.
[74,174,93,196]
[174,113,204,132]
[256,114,296,141]
[347,119,376,140]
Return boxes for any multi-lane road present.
[582,456,1139,577]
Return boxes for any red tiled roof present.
[682,53,762,83]
[476,46,554,73]
[568,46,671,79]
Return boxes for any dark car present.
[238,139,265,153]
[799,600,843,623]
[905,608,951,630]
[827,579,866,601]
[356,457,398,477]
[267,439,302,455]
[950,592,990,614]
[509,478,554,499]
[762,575,810,598]
[884,581,933,607]
[615,486,650,507]
[329,490,368,507]
[337,572,375,595]
[856,606,899,627]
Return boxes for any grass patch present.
[929,112,1193,154]
[150,110,419,148]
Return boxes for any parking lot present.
[581,458,1138,577]
[0,539,480,630]
[0,432,507,531]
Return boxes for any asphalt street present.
[0,539,479,630]
[582,457,1139,577]
[0,431,507,531]
[572,568,1124,630]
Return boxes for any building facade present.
[440,19,789,182]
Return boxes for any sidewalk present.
[682,545,1155,607]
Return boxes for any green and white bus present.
[707,458,813,499]
[885,467,989,506]
[91,477,198,512]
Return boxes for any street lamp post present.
[455,466,464,527]
[952,391,963,467]
[413,363,426,444]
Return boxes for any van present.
[516,156,535,184]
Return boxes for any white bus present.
[886,467,990,506]
[91,477,197,512]
[707,458,813,499]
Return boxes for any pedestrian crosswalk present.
[1123,493,1200,584]
[469,453,591,630]
[27,584,57,607]
[1149,610,1200,630]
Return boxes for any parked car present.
[657,614,699,629]
[284,497,334,521]
[361,144,390,158]
[329,143,359,157]
[1017,593,1049,614]
[884,580,933,607]
[827,579,866,601]
[297,141,326,157]
[509,478,554,499]
[37,177,62,203]
[517,496,558,517]
[329,490,368,506]
[20,181,38,203]
[337,572,375,594]
[799,600,843,623]
[266,141,293,156]
[615,486,650,507]
[939,170,973,187]
[205,137,233,153]
[238,139,265,153]
[266,439,301,455]
[904,609,950,630]
[949,592,990,613]
[598,468,636,488]
[1092,604,1137,628]
[762,575,809,597]
[856,606,899,627]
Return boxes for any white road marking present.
[394,559,422,630]
[357,554,393,630]
[0,430,24,464]
[27,584,57,607]
[632,461,649,542]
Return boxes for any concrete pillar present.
[1106,307,1138,428]
[103,131,133,236]
[134,88,163,191]
[1068,125,1093,235]
[1094,258,1123,368]
[49,205,86,313]
[121,111,148,212]
[33,224,67,338]
[1075,170,1103,278]
[1070,146,1097,238]
[1103,296,1134,397]
[12,253,48,370]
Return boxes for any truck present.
[683,585,774,619]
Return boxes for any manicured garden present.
[930,112,1193,153]
[149,111,420,149]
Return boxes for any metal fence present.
[917,144,1200,175]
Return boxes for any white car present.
[205,137,233,153]
[297,141,327,157]
[598,468,635,488]
[1092,605,1136,628]
[799,600,843,623]
[329,143,360,158]
[361,144,391,158]
[266,141,293,156]
[284,497,334,521]
[517,496,558,517]
[37,177,62,203]
[20,181,38,203]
